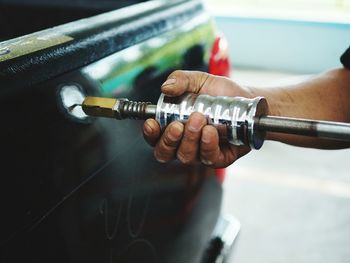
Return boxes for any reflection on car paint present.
[58,84,87,120]
[82,13,215,97]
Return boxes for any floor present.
[223,69,350,263]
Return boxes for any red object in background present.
[208,34,231,183]
[209,35,230,77]
[215,168,226,184]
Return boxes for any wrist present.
[247,86,287,117]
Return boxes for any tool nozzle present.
[82,97,118,118]
[81,96,156,120]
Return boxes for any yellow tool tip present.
[82,96,118,118]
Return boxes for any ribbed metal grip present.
[155,93,268,149]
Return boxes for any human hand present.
[143,70,254,168]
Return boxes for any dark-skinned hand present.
[143,70,254,168]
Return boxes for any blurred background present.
[205,0,350,73]
[204,0,350,262]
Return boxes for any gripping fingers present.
[154,121,184,163]
[200,125,221,166]
[176,112,207,164]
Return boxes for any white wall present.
[215,16,350,74]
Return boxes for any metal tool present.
[78,93,350,149]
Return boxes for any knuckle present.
[157,143,172,158]
[155,141,175,161]
[162,123,183,148]
[172,69,181,76]
[168,70,182,82]
[183,129,199,142]
[201,141,217,154]
[184,120,205,142]
[201,145,214,155]
[163,133,178,148]
[200,145,219,162]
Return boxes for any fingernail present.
[168,122,183,141]
[144,121,153,135]
[161,78,176,87]
[188,114,204,132]
[154,152,166,163]
[201,159,213,165]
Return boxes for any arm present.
[143,68,350,168]
[250,68,350,148]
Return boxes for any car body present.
[0,1,238,262]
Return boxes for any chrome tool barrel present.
[155,93,268,149]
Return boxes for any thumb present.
[161,70,211,97]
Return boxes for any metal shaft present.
[256,116,350,142]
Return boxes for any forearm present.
[248,68,350,149]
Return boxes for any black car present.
[0,0,239,262]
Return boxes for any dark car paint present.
[0,0,204,95]
[0,1,224,262]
